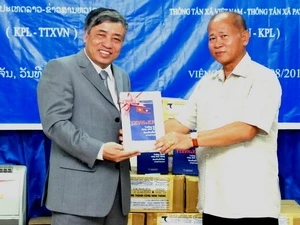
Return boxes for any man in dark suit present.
[37,7,140,225]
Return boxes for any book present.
[172,148,199,176]
[137,152,169,174]
[120,91,165,152]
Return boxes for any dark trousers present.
[203,213,279,225]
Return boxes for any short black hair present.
[84,7,128,33]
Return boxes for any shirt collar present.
[213,52,251,81]
[84,48,112,77]
[231,52,251,78]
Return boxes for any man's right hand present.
[102,142,140,162]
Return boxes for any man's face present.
[84,21,126,69]
[208,17,249,68]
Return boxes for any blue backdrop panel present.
[0,0,299,123]
[278,130,300,201]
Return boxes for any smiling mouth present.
[99,50,110,55]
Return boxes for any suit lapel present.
[111,64,123,98]
[77,50,114,106]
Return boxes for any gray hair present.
[84,8,128,34]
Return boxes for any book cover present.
[172,148,199,176]
[120,91,165,152]
[137,152,169,174]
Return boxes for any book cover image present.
[129,100,156,141]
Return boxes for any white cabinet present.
[0,165,26,225]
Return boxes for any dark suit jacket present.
[37,49,131,217]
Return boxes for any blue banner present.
[0,1,299,125]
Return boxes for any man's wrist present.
[190,132,199,148]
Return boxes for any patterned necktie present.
[100,70,119,110]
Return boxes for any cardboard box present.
[162,97,187,121]
[128,213,145,225]
[281,200,300,206]
[280,204,300,225]
[130,174,185,212]
[146,213,202,225]
[29,217,51,225]
[185,176,199,213]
